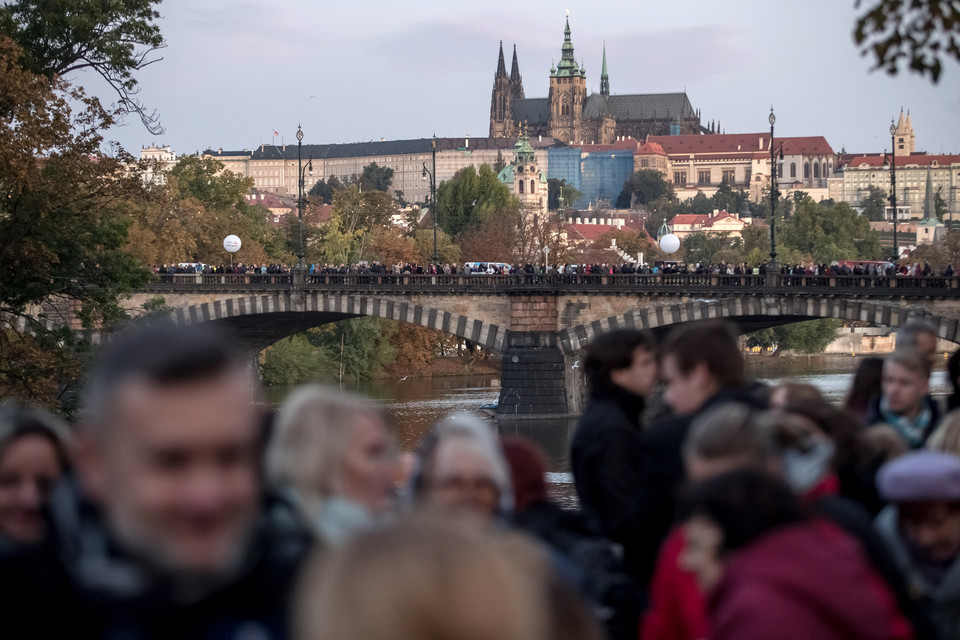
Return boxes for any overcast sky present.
[86,0,960,157]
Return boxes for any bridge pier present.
[496,331,570,417]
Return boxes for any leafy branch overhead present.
[0,0,166,132]
[854,0,960,83]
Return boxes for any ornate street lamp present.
[890,120,899,262]
[296,125,313,271]
[421,135,438,265]
[768,107,779,273]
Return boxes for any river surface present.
[263,356,951,506]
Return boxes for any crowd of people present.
[2,319,960,638]
[153,260,957,281]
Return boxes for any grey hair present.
[411,412,513,515]
[265,385,391,516]
[895,319,938,351]
[683,403,777,465]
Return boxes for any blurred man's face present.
[662,355,715,416]
[911,332,938,370]
[610,346,659,398]
[882,361,928,415]
[899,502,960,563]
[80,370,260,576]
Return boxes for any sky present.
[83,0,960,157]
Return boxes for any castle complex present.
[489,16,704,145]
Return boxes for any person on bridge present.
[0,324,312,639]
[570,329,658,585]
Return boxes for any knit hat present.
[877,450,960,502]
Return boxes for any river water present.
[263,356,951,506]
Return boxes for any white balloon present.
[223,235,242,253]
[659,233,680,254]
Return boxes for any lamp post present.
[768,107,779,273]
[421,135,438,265]
[295,125,313,271]
[890,120,899,262]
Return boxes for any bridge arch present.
[558,295,960,354]
[167,291,506,355]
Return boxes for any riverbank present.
[377,356,501,379]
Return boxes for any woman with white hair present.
[266,385,398,545]
[408,412,513,523]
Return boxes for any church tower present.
[893,108,915,157]
[489,42,514,138]
[548,15,587,144]
[599,43,610,98]
[498,127,548,218]
[510,44,525,100]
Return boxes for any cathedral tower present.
[510,44,525,100]
[489,42,514,138]
[600,43,610,98]
[548,15,587,144]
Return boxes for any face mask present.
[782,437,835,494]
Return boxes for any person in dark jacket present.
[0,324,312,640]
[633,320,765,588]
[570,328,657,581]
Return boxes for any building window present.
[722,169,735,184]
[674,171,687,185]
[698,170,711,185]
[530,179,535,193]
[790,162,796,178]
[813,163,820,178]
[519,180,524,194]
[641,158,649,167]
[804,163,810,179]
[745,168,751,183]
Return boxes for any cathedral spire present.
[600,43,610,97]
[495,40,507,79]
[510,44,524,99]
[554,12,579,77]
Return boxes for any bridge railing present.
[147,272,960,293]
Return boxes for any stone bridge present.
[102,272,960,417]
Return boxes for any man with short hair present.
[633,320,764,588]
[866,349,941,448]
[876,450,960,639]
[897,319,940,370]
[0,324,310,639]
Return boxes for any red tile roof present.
[778,136,834,156]
[649,133,770,155]
[636,141,667,155]
[565,222,645,242]
[843,154,960,168]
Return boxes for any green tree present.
[308,175,340,204]
[779,197,883,263]
[360,162,394,193]
[0,0,166,132]
[616,169,675,208]
[747,319,843,356]
[0,36,151,407]
[861,185,888,221]
[688,191,714,215]
[547,178,582,210]
[259,333,336,386]
[854,0,960,83]
[435,164,519,237]
[935,186,949,222]
[681,232,740,265]
[493,150,506,175]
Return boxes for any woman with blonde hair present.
[295,517,600,640]
[927,409,960,455]
[266,385,398,545]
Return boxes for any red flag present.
[273,130,279,136]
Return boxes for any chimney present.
[465,135,469,148]
[758,137,763,150]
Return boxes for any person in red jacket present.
[676,470,914,640]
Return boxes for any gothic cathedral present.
[489,16,704,145]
